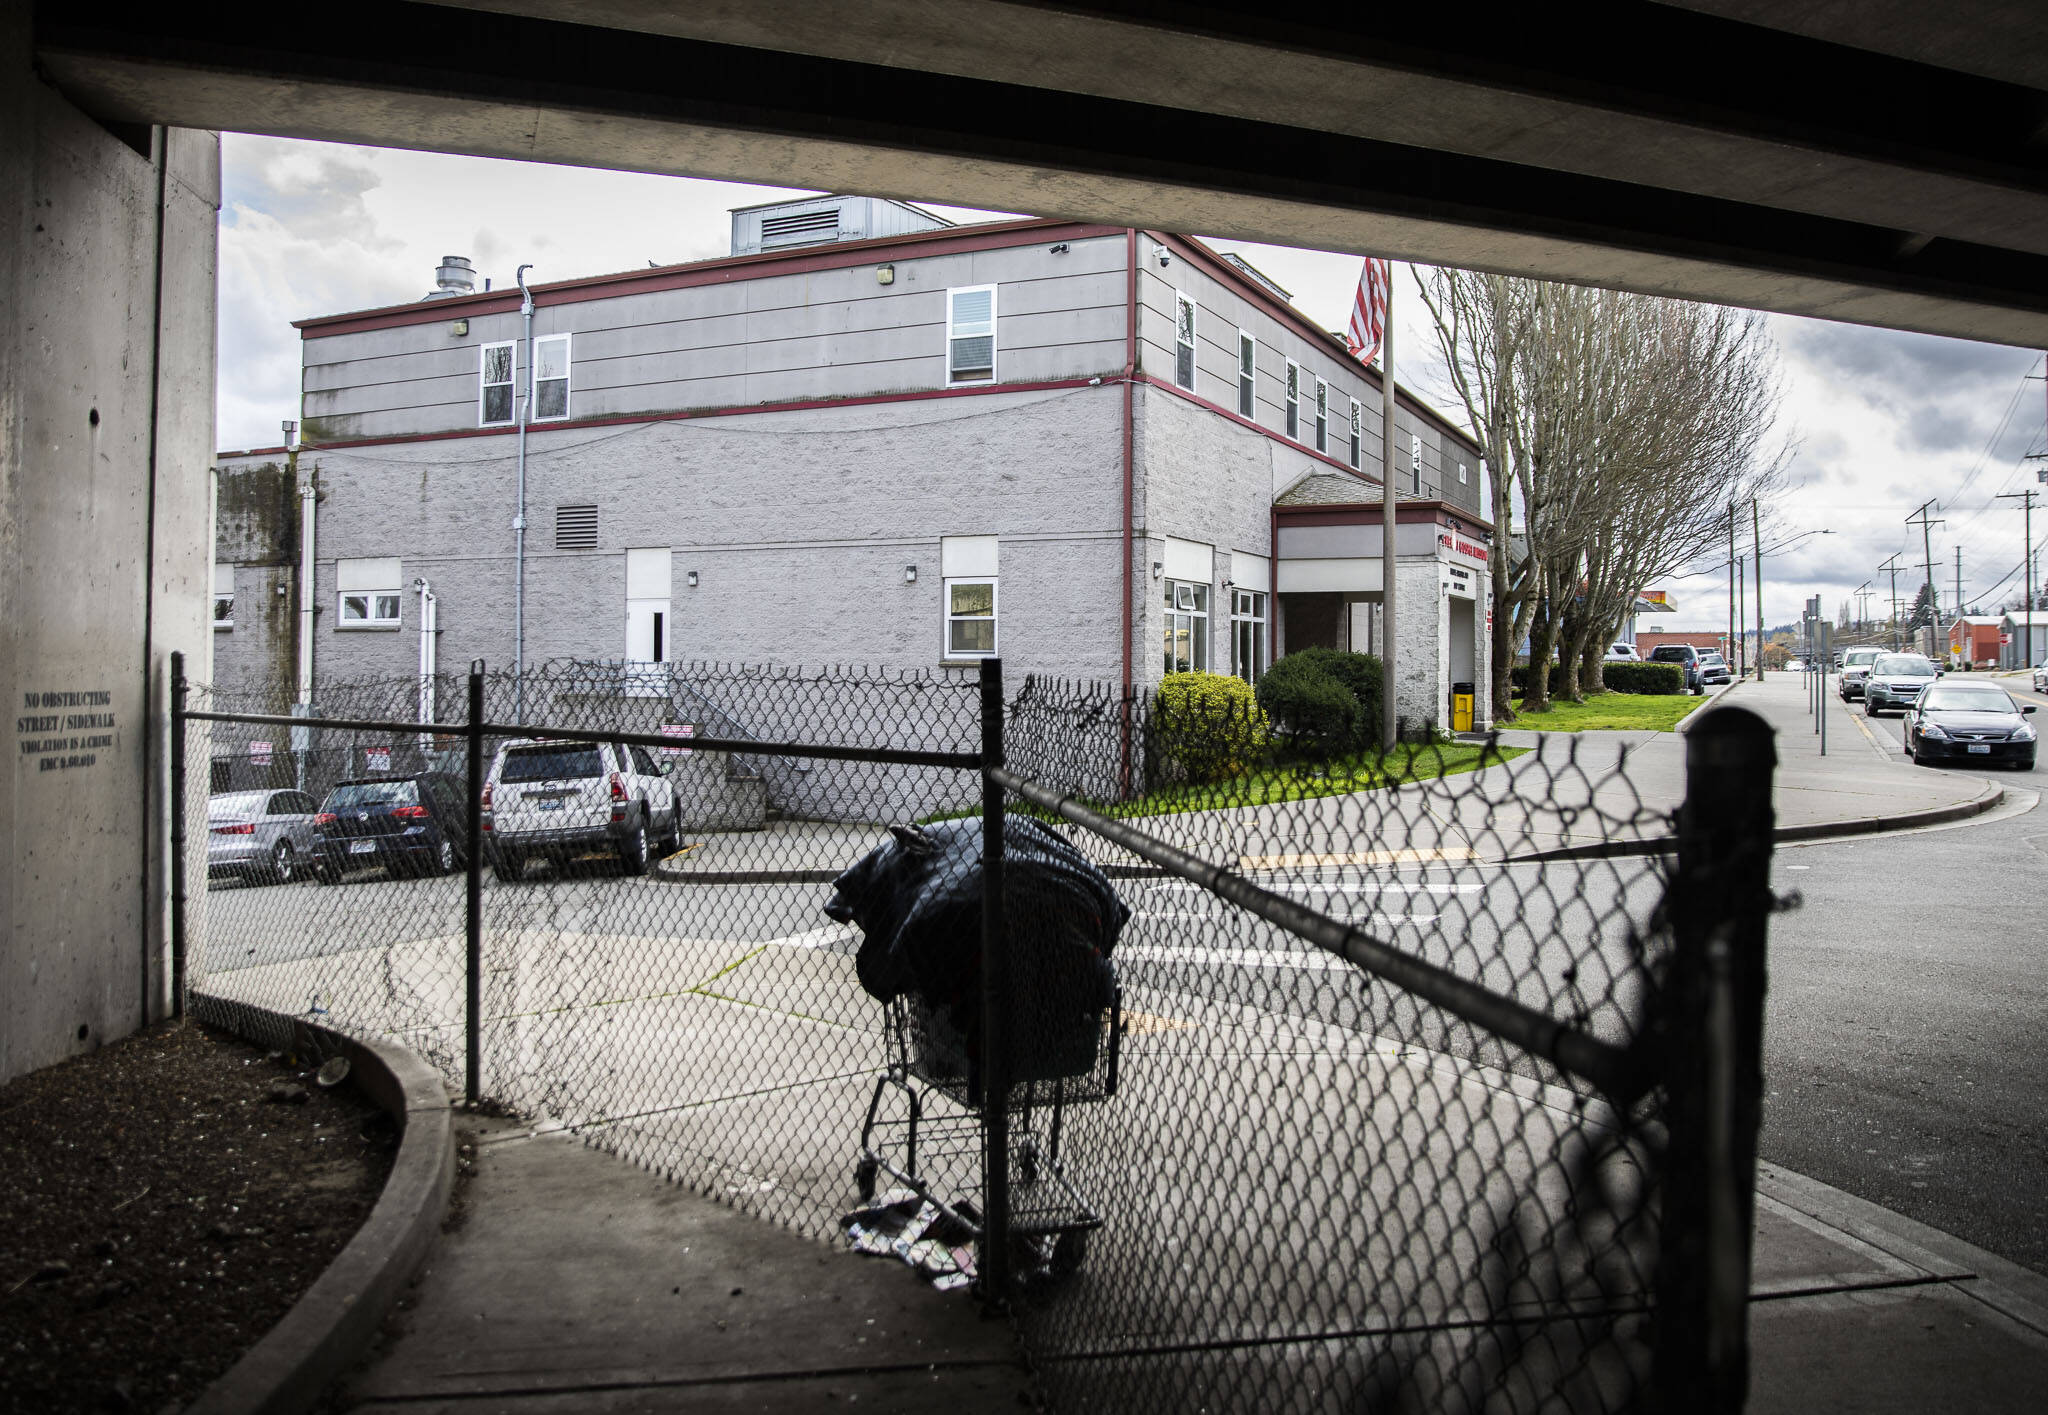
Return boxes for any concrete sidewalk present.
[330,1112,2048,1413]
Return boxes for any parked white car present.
[482,738,681,880]
[1603,643,1641,662]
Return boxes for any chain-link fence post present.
[978,656,1011,1303]
[465,660,486,1106]
[1658,704,1775,1413]
[169,650,189,1019]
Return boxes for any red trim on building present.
[276,376,1108,454]
[1274,500,1495,534]
[214,445,290,460]
[295,219,1124,339]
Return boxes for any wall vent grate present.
[555,504,598,550]
[759,208,842,247]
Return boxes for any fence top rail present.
[989,765,1651,1105]
[479,722,982,770]
[176,705,982,771]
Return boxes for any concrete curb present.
[183,996,456,1415]
[1757,1162,2048,1338]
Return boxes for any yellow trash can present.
[1451,682,1474,733]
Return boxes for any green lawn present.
[1110,741,1528,818]
[1502,691,1705,733]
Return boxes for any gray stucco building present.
[211,197,1490,736]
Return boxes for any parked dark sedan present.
[312,772,472,881]
[1903,682,2037,770]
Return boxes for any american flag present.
[1345,257,1390,366]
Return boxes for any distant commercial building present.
[1947,616,2003,669]
[211,197,1490,738]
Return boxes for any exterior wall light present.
[686,570,699,588]
[451,318,469,337]
[1152,561,1164,579]
[877,264,895,285]
[904,565,917,583]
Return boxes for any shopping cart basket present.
[855,976,1121,1279]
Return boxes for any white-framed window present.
[1314,378,1329,454]
[480,341,515,425]
[1284,361,1301,440]
[1458,460,1469,485]
[1411,433,1424,491]
[534,334,571,421]
[942,534,999,658]
[212,564,234,630]
[337,556,402,629]
[1173,291,1197,392]
[1348,398,1363,470]
[948,285,997,385]
[1237,331,1255,418]
[1164,579,1210,674]
[1231,589,1268,683]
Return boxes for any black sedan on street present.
[1903,682,2038,770]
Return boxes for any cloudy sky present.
[218,134,2048,635]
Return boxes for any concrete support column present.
[2,2,219,1084]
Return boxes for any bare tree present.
[1419,272,1784,712]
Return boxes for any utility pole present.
[1752,500,1764,682]
[1736,555,1746,674]
[1954,546,1964,619]
[1997,489,2037,672]
[1879,554,1903,651]
[1907,499,1944,655]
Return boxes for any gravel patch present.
[1,1021,395,1414]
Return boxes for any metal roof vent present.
[424,255,476,300]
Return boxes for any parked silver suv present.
[483,738,682,880]
[1863,653,1941,716]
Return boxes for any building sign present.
[1438,530,1489,564]
[249,740,273,766]
[365,745,391,772]
[15,687,118,775]
[659,723,695,756]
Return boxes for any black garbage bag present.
[823,816,1127,1083]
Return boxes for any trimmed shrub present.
[1255,654,1360,756]
[1255,648,1386,752]
[1150,671,1269,785]
[1601,661,1685,695]
[1511,661,1687,697]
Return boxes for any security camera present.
[1156,247,1172,268]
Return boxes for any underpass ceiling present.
[33,1,2048,346]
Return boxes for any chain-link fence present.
[171,654,1774,1414]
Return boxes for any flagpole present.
[1380,265,1399,752]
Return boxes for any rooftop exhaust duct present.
[424,255,476,299]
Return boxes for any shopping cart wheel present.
[1050,1229,1089,1277]
[854,1157,878,1202]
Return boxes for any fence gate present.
[171,654,1774,1414]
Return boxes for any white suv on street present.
[482,738,681,880]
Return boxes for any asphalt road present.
[1760,671,2048,1276]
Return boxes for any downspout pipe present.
[292,431,313,707]
[1119,228,1138,796]
[514,263,534,724]
[415,577,437,725]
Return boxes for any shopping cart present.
[854,974,1121,1280]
